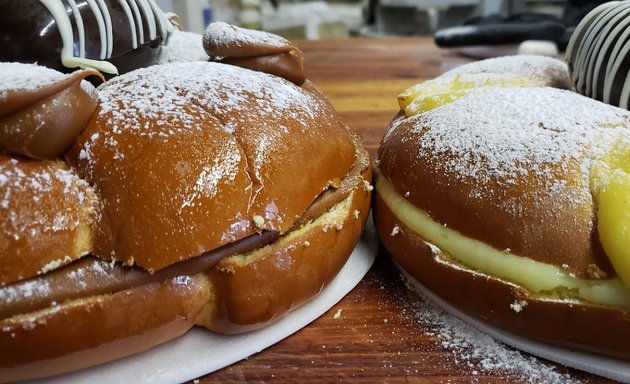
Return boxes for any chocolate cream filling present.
[203,22,306,86]
[0,68,101,160]
[0,149,367,319]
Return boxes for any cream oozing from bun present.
[375,55,630,359]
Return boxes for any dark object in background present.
[434,13,566,49]
[434,0,609,52]
[563,0,608,26]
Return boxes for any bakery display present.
[374,54,630,359]
[0,0,172,75]
[566,1,630,110]
[0,22,372,381]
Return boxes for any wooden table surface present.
[195,37,614,384]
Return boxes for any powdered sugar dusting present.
[82,61,325,174]
[397,87,630,205]
[401,274,577,383]
[0,158,90,238]
[203,22,288,57]
[158,31,209,64]
[441,55,572,88]
[0,62,65,99]
[70,60,336,268]
[0,278,51,306]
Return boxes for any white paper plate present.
[398,264,630,383]
[30,224,378,384]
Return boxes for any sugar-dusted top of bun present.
[158,31,209,64]
[380,87,630,276]
[0,156,97,285]
[67,61,356,271]
[204,21,290,54]
[404,87,629,189]
[440,55,573,89]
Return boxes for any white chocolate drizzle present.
[566,1,630,109]
[116,0,136,49]
[67,0,86,59]
[37,0,173,74]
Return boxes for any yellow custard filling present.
[398,74,545,116]
[592,141,630,288]
[376,172,630,309]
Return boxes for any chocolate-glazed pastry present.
[203,22,306,86]
[566,1,630,109]
[0,63,100,160]
[0,0,172,75]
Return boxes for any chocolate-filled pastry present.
[203,22,306,85]
[0,53,371,382]
[0,0,172,75]
[0,63,100,160]
[374,55,630,360]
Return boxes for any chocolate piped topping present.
[0,63,100,160]
[203,22,306,86]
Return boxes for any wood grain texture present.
[193,37,615,384]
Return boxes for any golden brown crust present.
[377,86,630,278]
[378,114,613,278]
[201,138,372,332]
[0,274,209,382]
[0,143,370,381]
[0,55,371,378]
[0,156,98,285]
[374,193,630,359]
[66,62,356,272]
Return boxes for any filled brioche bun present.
[374,55,630,360]
[0,57,371,381]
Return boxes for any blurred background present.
[154,0,597,40]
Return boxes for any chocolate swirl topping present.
[0,63,100,160]
[203,22,306,86]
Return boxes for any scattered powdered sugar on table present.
[0,62,65,98]
[400,274,578,384]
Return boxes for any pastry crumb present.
[363,180,374,192]
[390,225,400,236]
[253,215,265,229]
[219,265,236,275]
[333,309,343,319]
[510,300,528,313]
